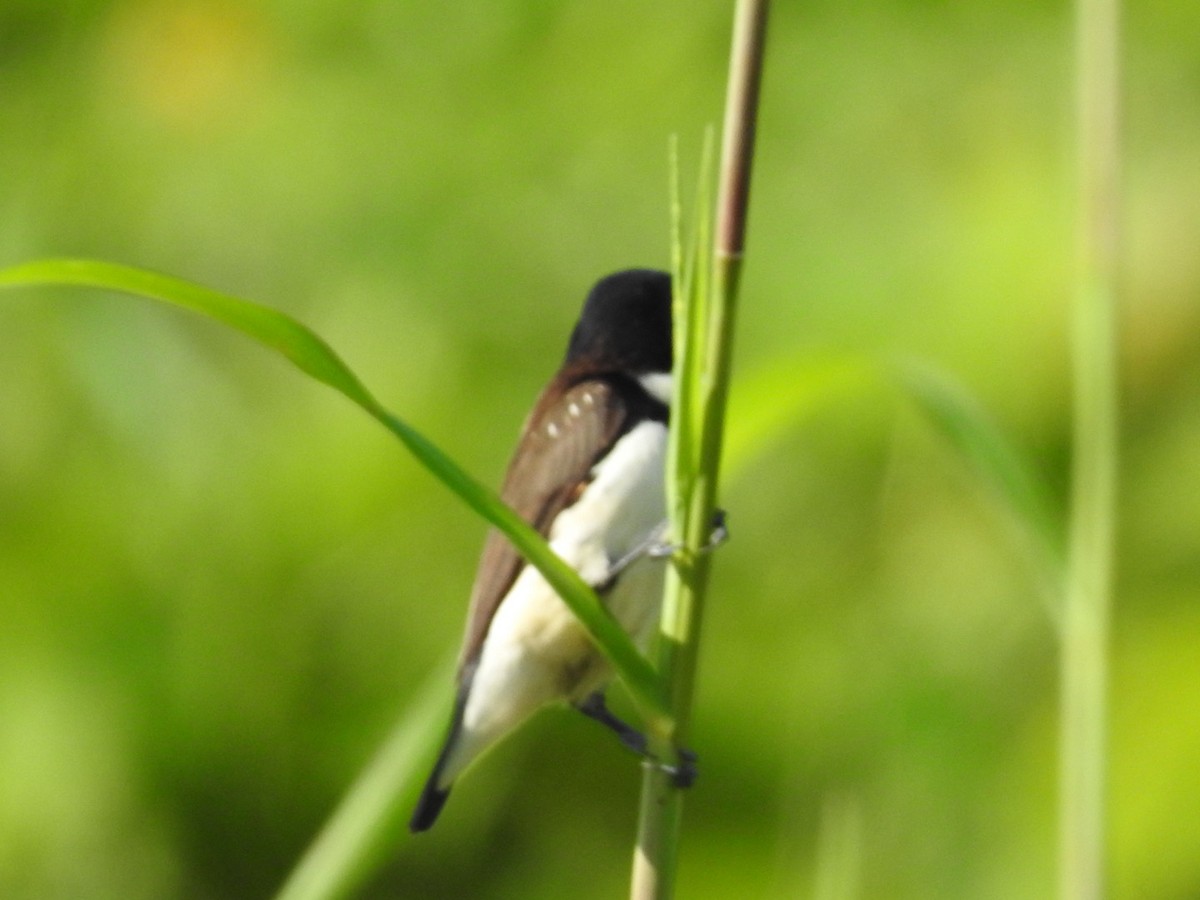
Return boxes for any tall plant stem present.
[629,2,768,898]
[1061,0,1119,896]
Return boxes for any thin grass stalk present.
[630,2,768,898]
[1060,0,1119,896]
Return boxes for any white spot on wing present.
[547,422,560,438]
[568,402,581,417]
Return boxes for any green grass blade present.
[661,126,717,689]
[276,656,456,900]
[633,126,721,900]
[666,135,690,532]
[0,258,668,724]
[713,348,1065,614]
[664,129,716,534]
[0,259,376,408]
[891,358,1066,610]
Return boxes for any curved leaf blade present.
[0,258,375,408]
[890,357,1066,611]
[0,258,667,720]
[715,347,1065,615]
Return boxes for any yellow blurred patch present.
[100,0,273,133]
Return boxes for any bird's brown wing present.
[456,376,628,679]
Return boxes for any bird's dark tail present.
[409,774,452,833]
[409,685,469,833]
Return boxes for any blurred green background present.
[1,1,1197,897]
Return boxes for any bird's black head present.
[565,269,672,376]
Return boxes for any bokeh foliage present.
[1,1,1198,897]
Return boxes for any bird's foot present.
[646,508,730,559]
[577,693,699,788]
[648,747,699,789]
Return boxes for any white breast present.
[447,419,668,782]
[549,419,668,585]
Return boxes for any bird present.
[409,268,676,833]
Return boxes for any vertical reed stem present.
[629,2,768,898]
[1061,0,1119,896]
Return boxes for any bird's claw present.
[646,748,699,789]
[647,509,730,559]
[705,509,730,552]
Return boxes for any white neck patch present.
[637,372,673,406]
